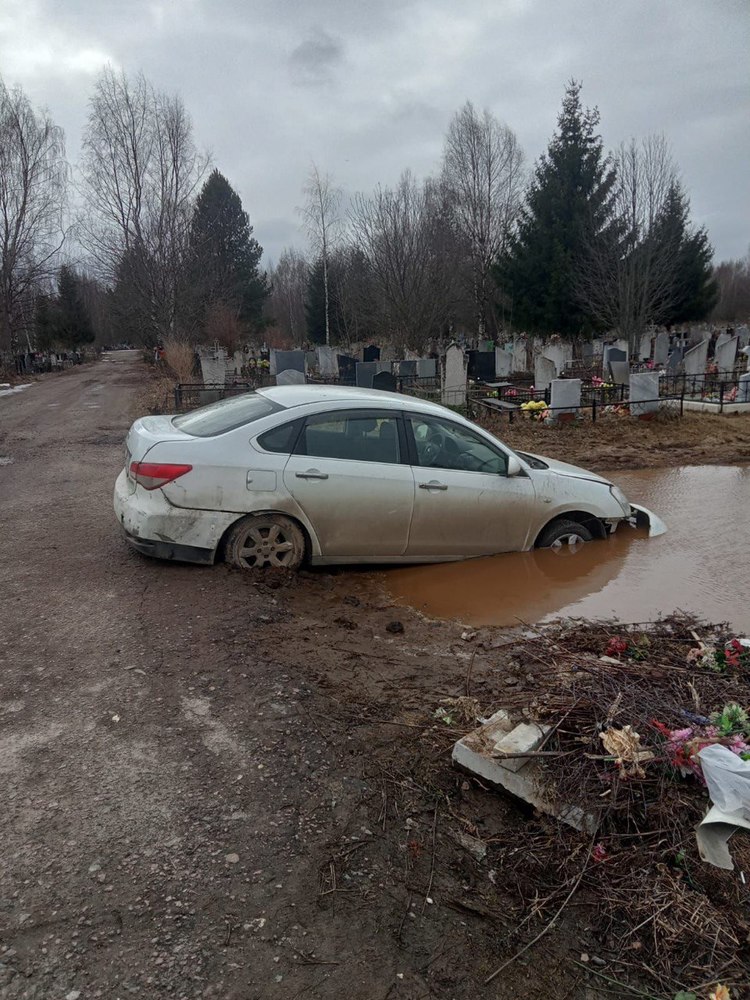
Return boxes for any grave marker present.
[629,372,659,418]
[372,370,397,392]
[534,355,556,391]
[441,345,467,406]
[715,335,738,377]
[276,369,306,385]
[549,378,581,423]
[683,340,708,377]
[653,332,669,365]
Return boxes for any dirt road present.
[0,358,547,999]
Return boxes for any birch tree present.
[80,68,207,344]
[299,164,341,346]
[0,77,67,352]
[576,135,688,352]
[443,102,524,338]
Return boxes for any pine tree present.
[187,169,269,335]
[496,81,616,338]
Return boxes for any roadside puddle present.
[380,465,750,631]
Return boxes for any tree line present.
[0,70,745,362]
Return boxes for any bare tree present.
[268,248,308,345]
[299,164,341,345]
[576,135,683,353]
[80,68,207,344]
[712,248,750,322]
[442,102,524,338]
[0,77,67,353]
[349,170,457,351]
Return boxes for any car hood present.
[526,453,612,486]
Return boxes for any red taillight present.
[130,461,192,491]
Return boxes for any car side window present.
[408,415,507,475]
[298,411,401,465]
[257,419,302,454]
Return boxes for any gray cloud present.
[0,0,747,265]
[289,29,344,85]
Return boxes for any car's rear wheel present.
[225,514,306,570]
[537,518,594,553]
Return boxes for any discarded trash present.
[696,744,750,870]
[599,726,653,778]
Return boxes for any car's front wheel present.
[537,518,594,552]
[225,514,306,570]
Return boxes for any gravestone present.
[534,355,556,391]
[614,338,629,357]
[467,351,495,381]
[305,351,317,370]
[380,343,396,362]
[590,338,604,357]
[629,372,660,417]
[316,345,338,376]
[683,340,709,377]
[738,373,750,403]
[276,369,306,385]
[363,344,381,362]
[714,330,731,355]
[639,332,652,361]
[494,347,512,377]
[372,370,397,392]
[355,361,390,388]
[416,358,437,379]
[396,360,417,378]
[735,325,749,349]
[666,347,683,374]
[511,338,527,373]
[605,347,627,379]
[543,341,573,375]
[233,350,244,374]
[653,332,669,365]
[549,378,581,423]
[337,354,357,382]
[610,360,630,387]
[199,348,226,386]
[581,341,594,361]
[715,335,738,377]
[272,350,305,376]
[441,345,467,406]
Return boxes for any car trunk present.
[124,416,189,494]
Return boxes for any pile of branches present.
[489,614,750,992]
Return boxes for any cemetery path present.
[0,356,586,998]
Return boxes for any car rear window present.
[173,393,278,437]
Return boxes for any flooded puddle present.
[382,465,750,631]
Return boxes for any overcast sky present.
[1,0,748,266]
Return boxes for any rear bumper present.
[113,469,237,565]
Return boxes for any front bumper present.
[113,469,237,565]
[630,503,667,537]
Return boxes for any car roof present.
[257,384,454,418]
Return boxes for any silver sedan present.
[114,385,664,569]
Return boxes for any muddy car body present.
[114,385,664,569]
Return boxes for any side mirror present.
[506,454,522,477]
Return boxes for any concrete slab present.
[452,714,596,833]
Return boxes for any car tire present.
[224,514,306,570]
[537,518,594,552]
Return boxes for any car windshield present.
[173,392,278,437]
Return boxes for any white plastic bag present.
[696,744,750,870]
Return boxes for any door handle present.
[296,470,329,480]
[419,482,448,491]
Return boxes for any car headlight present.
[609,485,631,514]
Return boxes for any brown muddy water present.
[381,465,750,632]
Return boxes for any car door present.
[405,413,536,558]
[282,409,415,558]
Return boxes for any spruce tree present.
[187,170,269,334]
[654,184,718,325]
[496,81,616,338]
[57,266,94,346]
